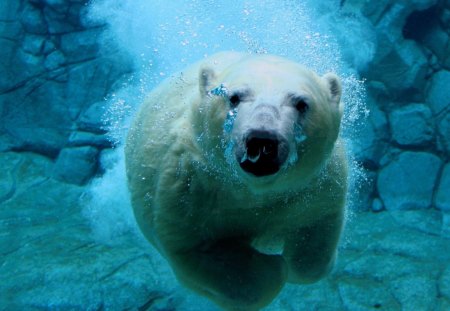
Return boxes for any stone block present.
[77,101,107,134]
[443,213,450,238]
[67,2,86,26]
[68,131,112,149]
[1,78,74,157]
[361,1,385,20]
[44,6,78,34]
[0,0,20,21]
[43,39,57,55]
[368,39,428,97]
[0,152,22,203]
[0,128,15,152]
[66,56,133,119]
[20,3,48,35]
[339,279,400,310]
[389,103,434,147]
[388,209,443,236]
[422,25,449,62]
[390,276,438,310]
[377,151,442,210]
[372,197,384,212]
[60,29,100,63]
[44,50,66,71]
[437,111,450,154]
[0,39,20,93]
[10,128,69,158]
[426,70,450,115]
[376,3,409,40]
[444,40,450,69]
[440,265,450,300]
[17,49,45,77]
[22,34,46,56]
[45,0,69,13]
[343,0,438,28]
[426,70,450,153]
[435,164,450,212]
[53,146,99,185]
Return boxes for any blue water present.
[2,0,449,310]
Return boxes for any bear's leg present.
[169,237,287,311]
[283,212,344,284]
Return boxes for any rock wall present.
[0,0,133,185]
[340,0,450,216]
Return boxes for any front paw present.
[212,252,287,311]
[286,251,336,284]
[171,241,288,311]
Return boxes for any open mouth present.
[237,131,288,177]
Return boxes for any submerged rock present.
[422,24,449,63]
[377,151,442,210]
[436,164,450,212]
[53,146,100,185]
[366,39,428,98]
[0,153,22,203]
[44,50,66,70]
[0,0,132,181]
[68,131,112,149]
[20,2,48,35]
[22,34,46,55]
[339,279,400,310]
[371,197,384,212]
[437,113,450,154]
[10,127,69,159]
[426,70,450,115]
[426,70,450,153]
[60,28,100,63]
[390,276,438,311]
[77,101,108,134]
[343,0,439,33]
[440,266,450,301]
[389,103,435,147]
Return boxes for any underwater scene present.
[1,0,449,310]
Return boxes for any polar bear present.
[125,52,347,310]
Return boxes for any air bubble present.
[144,193,152,202]
[223,108,238,134]
[288,150,298,165]
[224,141,235,165]
[294,123,307,143]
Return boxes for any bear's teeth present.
[240,152,248,163]
[248,151,261,163]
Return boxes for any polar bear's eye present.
[229,94,241,107]
[228,89,253,108]
[295,99,309,114]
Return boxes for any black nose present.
[239,130,288,177]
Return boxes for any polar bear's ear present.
[323,73,342,106]
[199,67,217,96]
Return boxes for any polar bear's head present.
[197,54,343,187]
